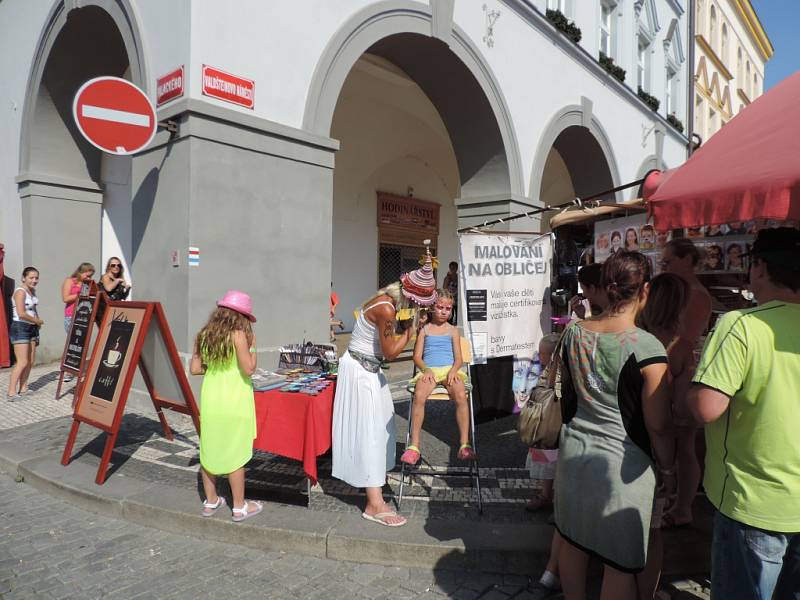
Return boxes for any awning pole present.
[457,177,646,233]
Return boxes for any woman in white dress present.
[332,250,438,527]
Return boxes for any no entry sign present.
[72,77,157,155]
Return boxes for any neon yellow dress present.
[199,351,256,475]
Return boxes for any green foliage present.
[637,86,660,112]
[599,52,626,83]
[667,113,685,133]
[546,9,582,43]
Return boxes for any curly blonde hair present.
[195,307,253,367]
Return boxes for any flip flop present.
[232,500,263,523]
[361,511,407,527]
[400,445,421,465]
[201,496,226,517]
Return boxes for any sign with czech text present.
[156,66,184,106]
[459,233,552,362]
[72,77,157,155]
[201,64,255,109]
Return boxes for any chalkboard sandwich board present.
[56,281,103,400]
[61,301,199,485]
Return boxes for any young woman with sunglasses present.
[100,257,131,301]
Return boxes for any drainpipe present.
[686,0,696,156]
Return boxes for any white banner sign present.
[459,233,553,362]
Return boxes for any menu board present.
[62,297,96,371]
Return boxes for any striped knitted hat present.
[400,243,437,306]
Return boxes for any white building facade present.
[0,0,690,362]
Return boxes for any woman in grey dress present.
[554,251,675,599]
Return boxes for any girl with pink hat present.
[332,247,438,527]
[190,290,262,522]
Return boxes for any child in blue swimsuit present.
[401,289,475,464]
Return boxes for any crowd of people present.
[531,228,800,600]
[4,258,131,398]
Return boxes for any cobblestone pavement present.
[0,470,542,600]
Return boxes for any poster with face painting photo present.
[594,213,648,263]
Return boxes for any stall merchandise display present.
[276,372,336,396]
[250,369,288,392]
[278,342,337,373]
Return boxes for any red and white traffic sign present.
[72,77,157,155]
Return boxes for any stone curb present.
[2,450,551,574]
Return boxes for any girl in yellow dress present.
[190,290,262,522]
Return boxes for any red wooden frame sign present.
[56,282,104,400]
[61,301,200,484]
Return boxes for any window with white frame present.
[710,5,717,48]
[695,93,704,136]
[547,0,566,12]
[637,37,650,90]
[600,1,615,57]
[737,47,743,81]
[665,67,677,115]
[746,61,751,96]
[721,23,728,63]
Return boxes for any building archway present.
[530,104,621,212]
[304,2,524,203]
[16,1,147,360]
[308,4,524,328]
[306,2,526,327]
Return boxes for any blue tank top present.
[423,334,454,367]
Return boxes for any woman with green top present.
[190,290,261,523]
[554,251,675,599]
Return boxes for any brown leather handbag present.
[517,333,566,449]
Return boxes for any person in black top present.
[100,257,130,301]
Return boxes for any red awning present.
[644,71,800,230]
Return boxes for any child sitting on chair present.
[401,289,475,465]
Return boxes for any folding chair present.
[398,338,482,513]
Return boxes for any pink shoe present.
[232,500,263,522]
[400,445,421,465]
[457,444,477,461]
[201,496,226,517]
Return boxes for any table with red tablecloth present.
[253,385,335,484]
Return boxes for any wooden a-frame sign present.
[61,301,200,484]
[56,281,104,400]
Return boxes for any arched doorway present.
[18,2,146,359]
[305,6,523,328]
[533,109,619,293]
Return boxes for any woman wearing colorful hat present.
[332,247,438,527]
[190,290,263,522]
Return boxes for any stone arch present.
[529,104,621,207]
[15,0,148,361]
[302,0,523,201]
[19,0,149,179]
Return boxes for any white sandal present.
[201,496,226,517]
[232,500,263,522]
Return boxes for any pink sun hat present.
[217,290,256,322]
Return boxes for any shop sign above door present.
[156,66,184,106]
[72,77,157,155]
[377,192,440,232]
[201,64,255,109]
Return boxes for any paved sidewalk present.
[1,362,712,598]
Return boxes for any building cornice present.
[733,0,774,62]
[695,34,733,81]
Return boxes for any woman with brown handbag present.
[553,251,675,599]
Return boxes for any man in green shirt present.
[688,227,800,600]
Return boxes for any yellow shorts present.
[409,366,468,386]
